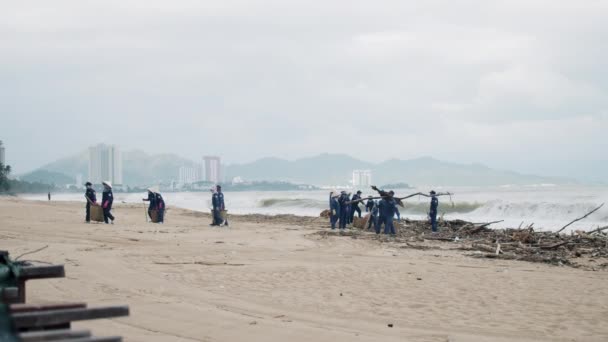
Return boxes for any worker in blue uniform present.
[101,181,115,224]
[84,181,96,223]
[350,190,362,222]
[377,198,386,234]
[365,196,374,213]
[429,190,439,232]
[143,189,157,221]
[330,192,340,230]
[383,196,397,235]
[155,191,166,224]
[338,191,349,229]
[211,185,227,226]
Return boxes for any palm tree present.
[0,163,11,191]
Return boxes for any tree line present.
[0,163,58,194]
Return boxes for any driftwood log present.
[319,211,608,270]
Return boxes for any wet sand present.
[1,198,607,341]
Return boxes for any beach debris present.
[388,323,394,328]
[0,250,129,341]
[316,214,608,270]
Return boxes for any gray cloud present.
[1,0,607,181]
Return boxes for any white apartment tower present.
[179,166,197,185]
[88,144,123,185]
[203,156,221,184]
[352,170,372,188]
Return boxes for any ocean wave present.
[258,198,327,209]
[468,200,608,222]
[402,202,483,214]
[259,197,484,214]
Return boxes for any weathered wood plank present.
[12,306,129,328]
[53,337,122,342]
[10,302,87,313]
[19,329,91,341]
[18,265,65,280]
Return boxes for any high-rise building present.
[179,166,196,185]
[0,140,5,165]
[88,144,122,185]
[352,170,372,188]
[203,156,221,184]
[75,174,83,187]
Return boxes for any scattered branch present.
[475,220,505,229]
[556,203,604,234]
[589,225,608,235]
[14,245,49,261]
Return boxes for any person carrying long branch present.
[370,186,401,235]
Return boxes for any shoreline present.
[13,188,608,232]
[2,198,608,341]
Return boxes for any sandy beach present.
[1,197,607,342]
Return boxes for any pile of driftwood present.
[1,249,129,341]
[319,203,608,270]
[393,218,608,268]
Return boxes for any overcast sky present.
[2,1,607,181]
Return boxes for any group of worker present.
[84,181,116,224]
[81,181,440,233]
[329,187,439,235]
[84,181,165,224]
[84,182,227,226]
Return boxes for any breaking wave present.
[258,197,483,214]
[401,202,482,214]
[258,198,327,209]
[256,197,608,223]
[467,200,608,222]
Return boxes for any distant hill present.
[371,157,559,186]
[224,153,373,185]
[122,150,198,186]
[20,169,75,185]
[24,151,572,187]
[225,155,572,186]
[38,150,89,181]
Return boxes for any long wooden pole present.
[556,203,604,234]
[345,191,453,205]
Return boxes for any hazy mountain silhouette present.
[23,151,571,187]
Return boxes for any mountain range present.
[20,150,572,187]
[223,154,569,186]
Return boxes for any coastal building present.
[179,166,197,185]
[203,156,221,184]
[75,174,83,188]
[0,140,5,165]
[88,144,122,186]
[352,170,372,188]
